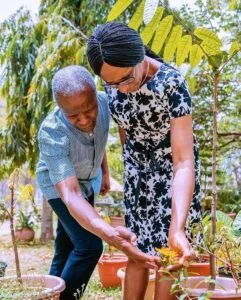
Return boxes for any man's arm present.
[168,115,196,265]
[55,176,160,269]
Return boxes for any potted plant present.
[109,201,125,228]
[98,250,128,289]
[15,210,35,242]
[0,169,65,299]
[181,211,241,298]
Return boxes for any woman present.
[87,22,202,300]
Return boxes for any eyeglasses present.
[102,68,135,89]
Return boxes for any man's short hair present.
[52,65,96,102]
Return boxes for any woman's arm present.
[118,126,126,146]
[168,115,196,265]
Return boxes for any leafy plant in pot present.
[15,210,35,242]
[214,211,241,283]
[14,183,40,242]
[109,200,125,228]
[0,169,65,299]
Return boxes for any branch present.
[60,16,88,40]
[219,48,241,72]
[218,138,238,150]
[218,132,241,137]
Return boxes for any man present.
[36,66,159,299]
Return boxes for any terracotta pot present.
[15,228,35,242]
[181,276,241,299]
[110,216,125,228]
[117,267,155,300]
[187,255,210,276]
[98,253,128,288]
[0,274,65,299]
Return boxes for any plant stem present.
[10,188,22,284]
[210,72,219,289]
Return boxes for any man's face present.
[58,87,98,132]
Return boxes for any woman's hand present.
[168,230,196,268]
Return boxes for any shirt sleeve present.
[38,126,75,185]
[168,74,192,119]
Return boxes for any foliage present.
[107,0,240,66]
[109,201,125,217]
[107,122,124,184]
[15,210,34,230]
[191,210,241,287]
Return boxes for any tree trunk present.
[40,198,54,242]
[10,188,22,283]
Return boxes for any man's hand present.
[168,230,196,268]
[100,173,110,195]
[108,226,160,270]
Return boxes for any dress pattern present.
[105,62,202,255]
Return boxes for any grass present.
[0,232,122,300]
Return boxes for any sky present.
[0,0,196,22]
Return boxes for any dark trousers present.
[48,197,103,300]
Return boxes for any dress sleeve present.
[168,74,192,119]
[38,126,75,185]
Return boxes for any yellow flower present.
[156,247,177,258]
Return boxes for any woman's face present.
[100,61,145,93]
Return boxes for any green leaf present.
[141,7,164,45]
[128,0,145,31]
[187,76,197,95]
[201,41,221,56]
[176,35,192,66]
[107,0,135,22]
[163,25,183,62]
[229,40,240,56]
[143,0,159,25]
[216,210,233,227]
[229,0,238,10]
[151,15,173,54]
[75,45,86,64]
[207,53,224,69]
[189,44,204,68]
[194,27,222,47]
[233,210,241,231]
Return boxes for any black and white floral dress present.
[105,62,202,256]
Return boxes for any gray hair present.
[52,65,96,102]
